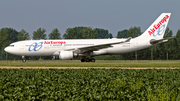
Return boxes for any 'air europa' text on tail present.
[148,15,169,36]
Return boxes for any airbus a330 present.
[4,13,173,62]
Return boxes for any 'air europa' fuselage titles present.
[44,41,66,45]
[148,15,169,36]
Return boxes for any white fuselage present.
[4,37,151,57]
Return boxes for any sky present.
[0,0,179,38]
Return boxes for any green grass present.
[1,60,180,67]
[1,69,180,100]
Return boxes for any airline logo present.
[153,24,165,37]
[28,41,66,52]
[148,15,169,36]
[28,42,43,51]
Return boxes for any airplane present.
[4,13,173,62]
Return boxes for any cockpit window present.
[8,45,14,47]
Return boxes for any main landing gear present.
[22,56,26,63]
[81,58,95,62]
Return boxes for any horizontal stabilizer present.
[150,37,175,45]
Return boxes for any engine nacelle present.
[59,51,77,60]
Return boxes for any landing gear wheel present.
[22,59,26,63]
[85,58,90,62]
[22,56,26,63]
[91,58,95,62]
[81,59,85,62]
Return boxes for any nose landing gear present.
[22,56,26,62]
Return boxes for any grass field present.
[1,61,180,100]
[1,60,180,67]
[1,69,180,100]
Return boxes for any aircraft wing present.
[150,37,175,45]
[73,37,131,53]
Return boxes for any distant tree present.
[80,27,97,39]
[0,28,11,49]
[163,27,172,38]
[150,45,157,60]
[75,26,87,39]
[9,28,19,43]
[106,33,113,39]
[64,27,112,39]
[95,28,106,38]
[161,27,173,60]
[49,28,61,39]
[170,38,179,59]
[95,28,113,39]
[63,28,79,39]
[174,29,180,59]
[117,29,128,38]
[0,28,18,48]
[18,29,30,41]
[63,27,89,39]
[33,28,47,40]
[127,26,142,38]
[176,29,180,46]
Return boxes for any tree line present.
[0,26,180,60]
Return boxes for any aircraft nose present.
[4,47,9,52]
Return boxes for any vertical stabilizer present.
[138,13,171,39]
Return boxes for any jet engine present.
[59,51,77,60]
